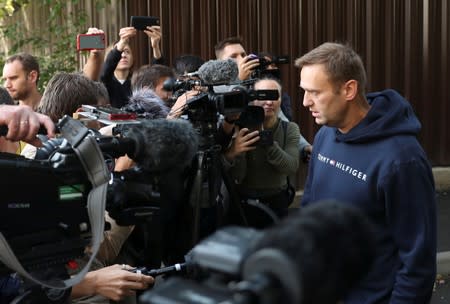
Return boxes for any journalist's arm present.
[0,104,55,145]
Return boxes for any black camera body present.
[249,54,290,79]
[106,166,162,226]
[250,54,289,70]
[235,105,274,147]
[0,151,92,275]
[139,226,297,304]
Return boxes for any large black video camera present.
[181,86,279,147]
[0,116,113,303]
[0,114,199,303]
[139,226,289,304]
[0,115,198,272]
[0,151,92,275]
[139,200,376,304]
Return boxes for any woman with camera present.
[223,77,300,228]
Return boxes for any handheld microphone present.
[197,59,239,85]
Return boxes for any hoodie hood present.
[336,89,421,143]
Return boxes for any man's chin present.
[315,118,325,125]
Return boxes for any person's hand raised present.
[116,27,137,51]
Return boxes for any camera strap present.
[0,116,109,290]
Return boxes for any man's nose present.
[302,92,312,107]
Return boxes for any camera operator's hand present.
[167,90,201,119]
[116,27,137,51]
[238,55,260,80]
[72,264,154,301]
[144,25,162,60]
[222,113,240,135]
[0,105,55,146]
[224,127,260,162]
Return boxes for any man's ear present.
[343,79,358,100]
[28,70,38,84]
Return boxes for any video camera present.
[0,114,199,271]
[139,227,302,304]
[0,151,92,275]
[180,86,278,149]
[0,116,113,303]
[163,58,279,126]
[139,200,376,304]
[249,53,290,79]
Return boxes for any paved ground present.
[432,190,450,303]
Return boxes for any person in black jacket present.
[83,25,164,108]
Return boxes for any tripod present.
[187,116,248,246]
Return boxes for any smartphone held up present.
[76,33,106,51]
[130,16,160,30]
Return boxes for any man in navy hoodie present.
[295,42,436,304]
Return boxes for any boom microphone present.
[197,59,239,85]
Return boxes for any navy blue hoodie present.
[301,89,436,304]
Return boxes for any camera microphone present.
[245,200,376,304]
[98,119,199,173]
[140,200,375,304]
[121,88,170,119]
[197,59,239,85]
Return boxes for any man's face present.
[155,76,173,102]
[2,60,36,100]
[300,64,347,128]
[253,79,281,120]
[218,43,247,65]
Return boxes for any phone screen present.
[77,34,105,51]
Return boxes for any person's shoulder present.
[388,134,427,159]
[285,120,300,133]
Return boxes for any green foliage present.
[0,0,29,18]
[0,0,111,92]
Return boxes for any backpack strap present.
[280,120,292,187]
[281,120,288,148]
